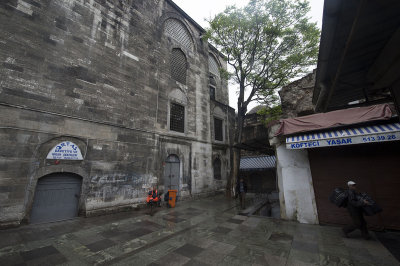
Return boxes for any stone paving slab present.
[0,195,399,266]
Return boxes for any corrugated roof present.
[240,156,276,171]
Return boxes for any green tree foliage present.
[204,0,320,195]
[257,105,283,125]
[205,0,319,116]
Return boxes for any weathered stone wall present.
[0,0,233,227]
[210,100,235,191]
[279,70,316,119]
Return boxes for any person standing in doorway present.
[236,178,247,209]
[343,181,371,240]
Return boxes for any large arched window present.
[171,48,187,84]
[209,55,220,99]
[213,158,222,180]
[208,55,220,79]
[164,19,194,51]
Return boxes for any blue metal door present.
[30,173,82,224]
[164,155,180,196]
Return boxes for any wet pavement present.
[0,195,398,266]
[376,231,400,263]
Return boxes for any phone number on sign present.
[362,135,397,143]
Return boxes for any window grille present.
[164,19,193,51]
[213,158,221,180]
[170,103,185,133]
[171,48,187,84]
[209,55,220,78]
[210,86,215,100]
[214,117,223,141]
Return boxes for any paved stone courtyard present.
[0,195,398,266]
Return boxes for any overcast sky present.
[172,0,324,110]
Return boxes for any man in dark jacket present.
[342,181,371,239]
[236,178,247,209]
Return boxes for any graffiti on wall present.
[89,173,158,202]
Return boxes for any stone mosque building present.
[0,0,235,227]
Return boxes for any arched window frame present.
[209,75,216,100]
[208,54,221,79]
[163,18,194,51]
[209,54,221,100]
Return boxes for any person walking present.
[236,178,247,209]
[342,181,371,240]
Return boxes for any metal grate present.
[171,48,187,84]
[214,117,223,141]
[164,19,193,50]
[209,55,220,78]
[213,158,221,180]
[170,103,185,133]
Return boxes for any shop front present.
[286,122,400,230]
[270,104,400,229]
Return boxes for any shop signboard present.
[286,123,400,150]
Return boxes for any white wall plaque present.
[46,141,83,160]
